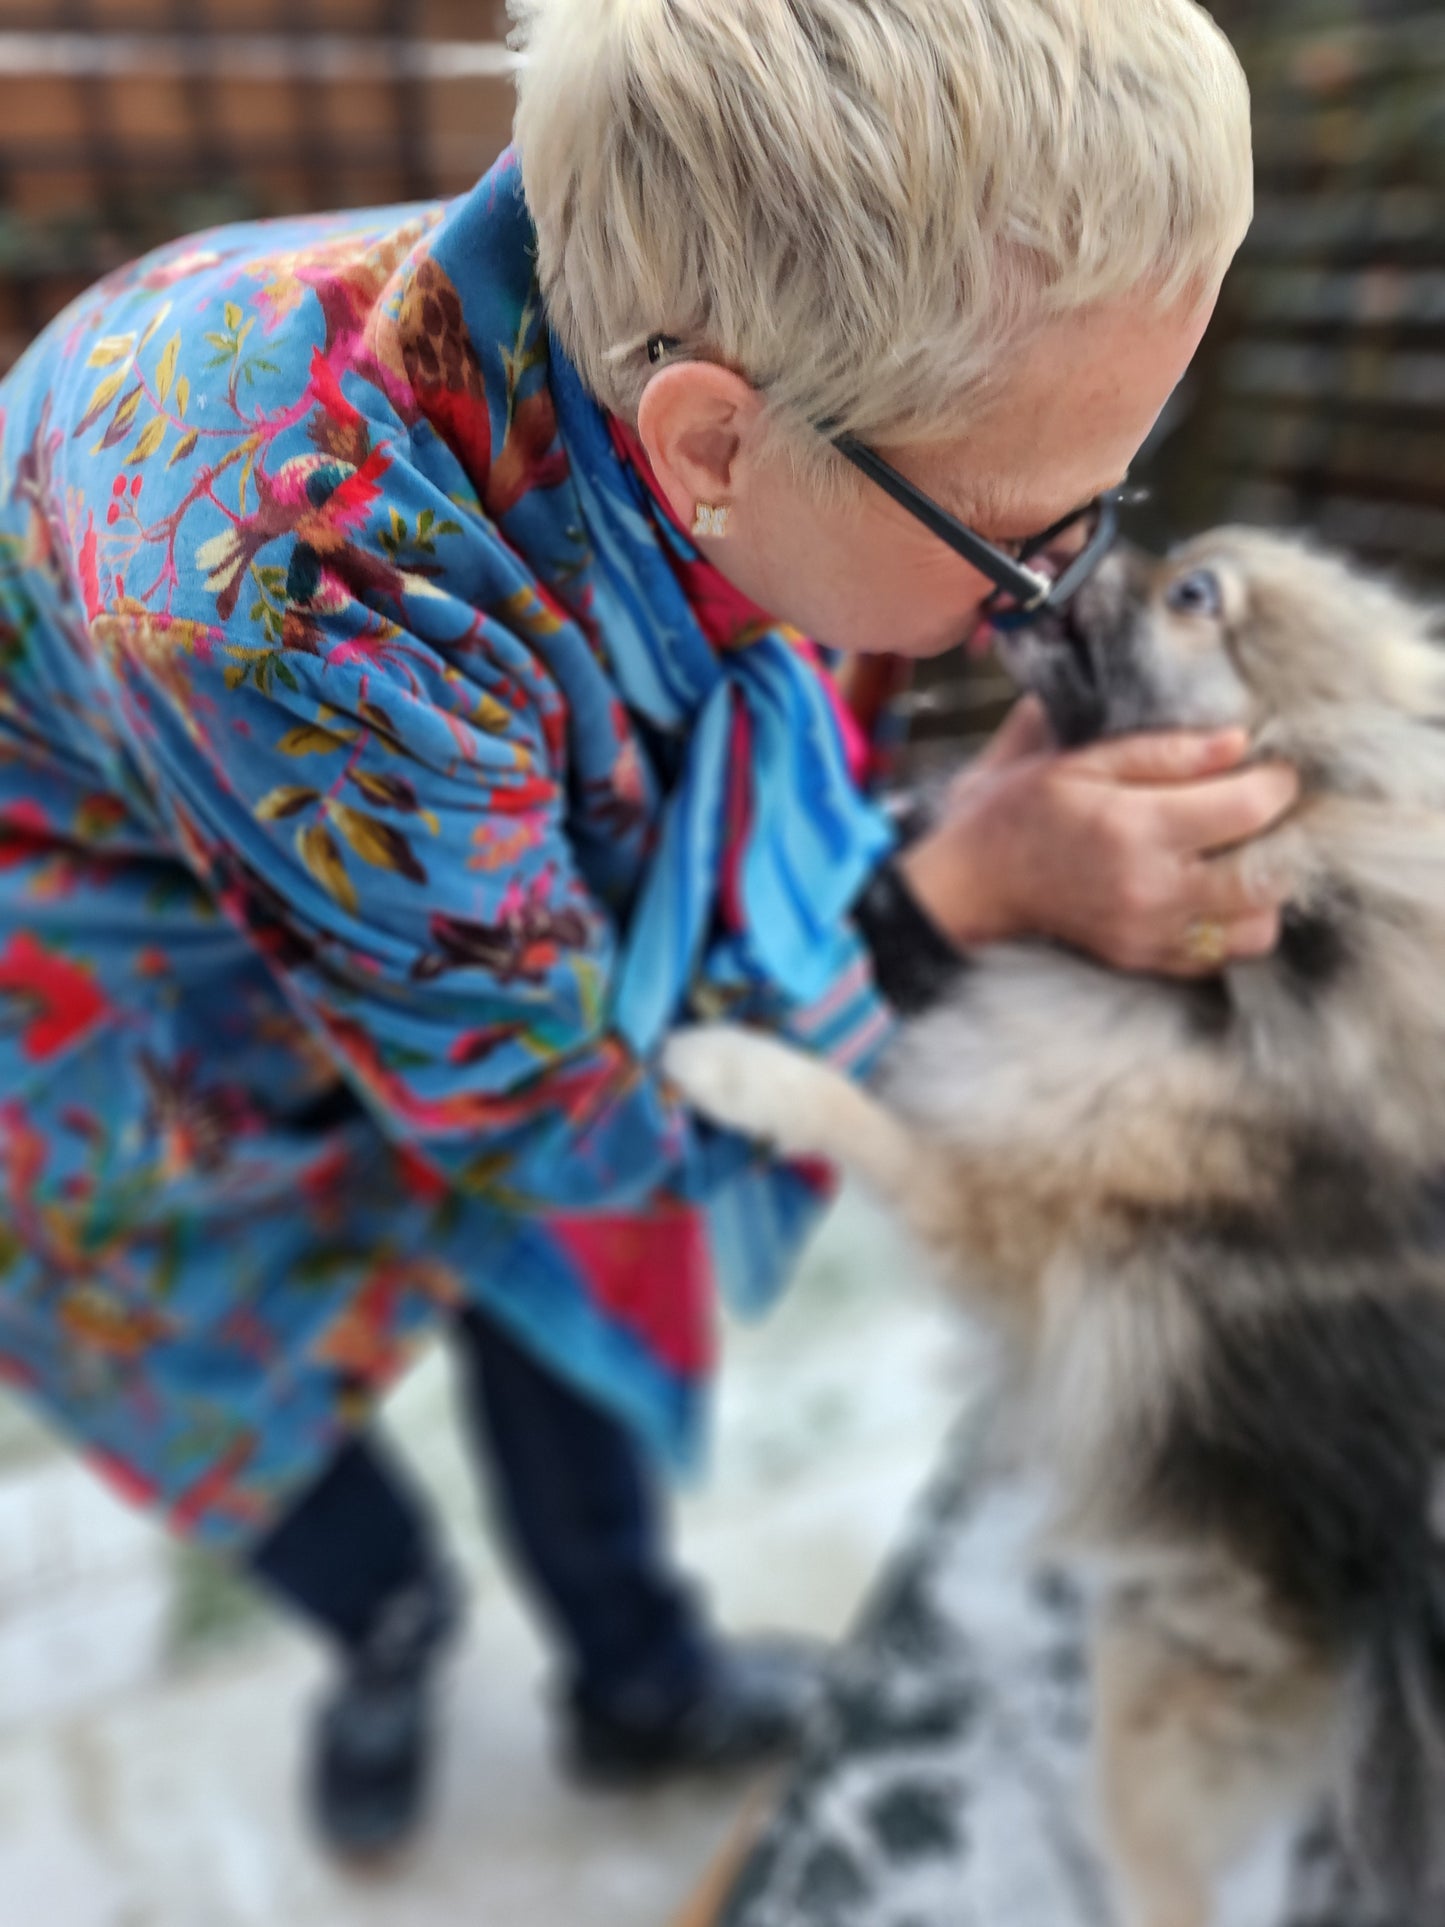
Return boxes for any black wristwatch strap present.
[853,857,967,1017]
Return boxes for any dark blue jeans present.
[248,1305,709,1721]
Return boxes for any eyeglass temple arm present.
[832,436,1053,608]
[1018,484,1150,564]
[645,347,1104,615]
[1035,494,1126,610]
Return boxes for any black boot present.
[309,1567,463,1863]
[565,1635,828,1787]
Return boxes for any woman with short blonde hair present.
[0,0,1290,1860]
[518,0,1253,476]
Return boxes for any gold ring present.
[1184,918,1229,970]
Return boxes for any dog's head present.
[997,529,1445,769]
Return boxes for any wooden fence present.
[0,1,516,368]
[1157,2,1445,587]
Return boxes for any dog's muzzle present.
[992,548,1149,748]
[995,604,1109,748]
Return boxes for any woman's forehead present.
[882,292,1214,535]
[904,450,1127,544]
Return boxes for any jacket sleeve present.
[106,596,695,1213]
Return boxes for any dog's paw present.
[663,1024,814,1146]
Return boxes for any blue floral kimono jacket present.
[0,150,895,1549]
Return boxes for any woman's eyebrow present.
[984,503,1082,544]
[940,477,1016,532]
[937,470,1129,543]
[995,475,1132,542]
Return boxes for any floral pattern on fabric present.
[0,153,895,1550]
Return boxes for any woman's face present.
[638,290,1218,660]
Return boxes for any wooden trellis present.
[1156,1,1445,590]
[0,0,516,369]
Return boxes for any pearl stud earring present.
[692,504,730,539]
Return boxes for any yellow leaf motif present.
[110,388,144,437]
[256,786,320,821]
[474,695,511,734]
[575,959,606,1033]
[223,301,244,333]
[75,369,127,435]
[277,724,356,756]
[455,1153,526,1206]
[175,376,190,418]
[86,334,136,370]
[155,333,181,405]
[138,304,171,351]
[351,770,419,813]
[168,429,199,469]
[194,528,245,601]
[331,804,427,884]
[296,823,358,916]
[495,586,564,640]
[358,702,403,747]
[126,418,168,465]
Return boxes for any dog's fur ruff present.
[666,531,1445,1927]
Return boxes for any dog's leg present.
[664,1024,932,1214]
[1092,1577,1335,1927]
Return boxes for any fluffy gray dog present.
[667,531,1445,1927]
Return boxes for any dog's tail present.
[1342,1556,1445,1922]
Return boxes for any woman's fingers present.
[1226,909,1285,960]
[969,696,1056,774]
[1145,844,1291,979]
[1069,726,1250,787]
[1079,735,1300,971]
[1160,908,1283,979]
[1182,843,1295,924]
[1154,762,1301,857]
[914,722,1301,971]
[1067,729,1301,856]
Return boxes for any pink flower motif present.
[75,513,103,621]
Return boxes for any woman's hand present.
[898,698,1301,976]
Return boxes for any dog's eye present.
[1165,569,1225,619]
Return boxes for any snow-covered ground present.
[0,1188,969,1927]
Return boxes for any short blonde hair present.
[510,0,1253,483]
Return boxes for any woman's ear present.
[635,363,767,531]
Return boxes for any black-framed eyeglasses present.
[645,333,1146,631]
[832,437,1145,632]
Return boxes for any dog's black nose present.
[1042,643,1109,748]
[1013,544,1155,748]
